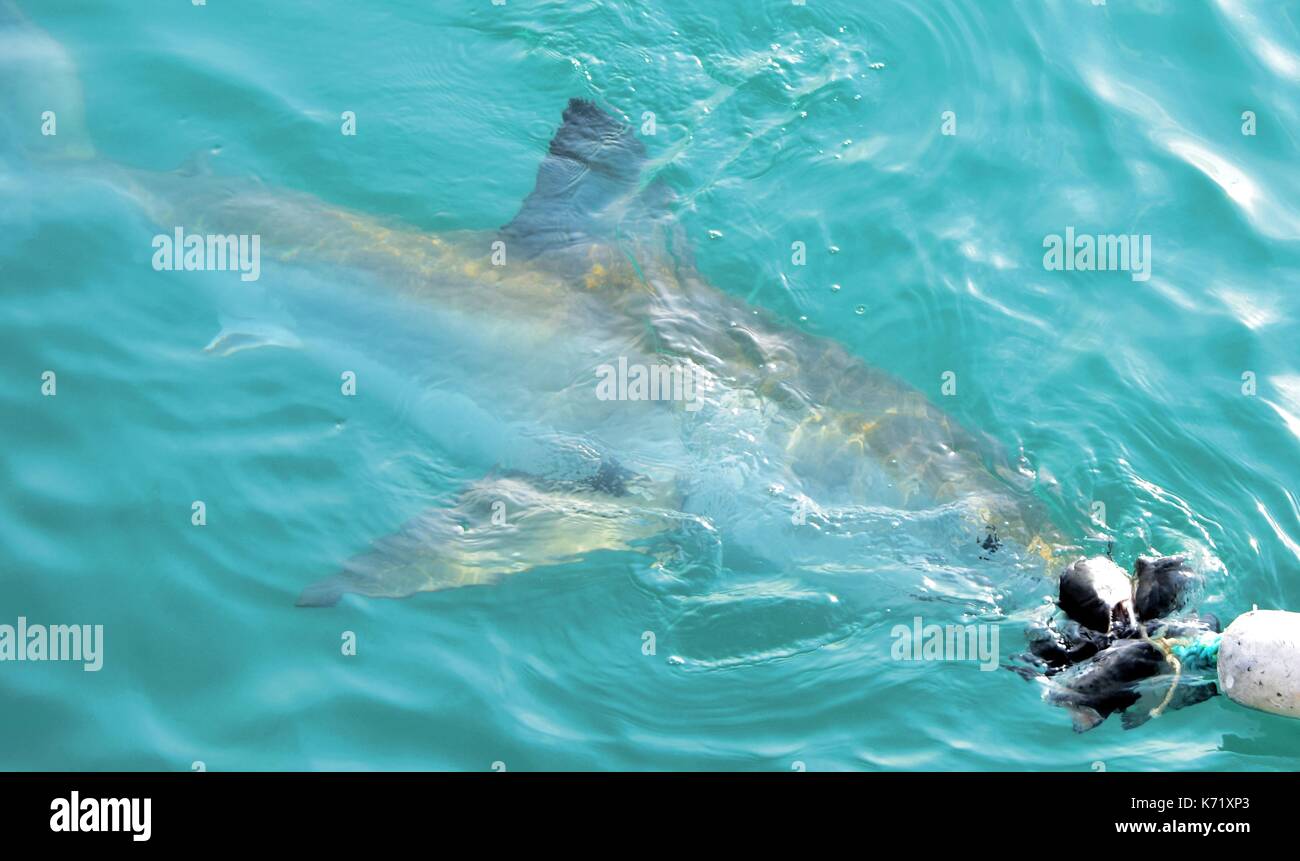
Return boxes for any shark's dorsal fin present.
[500,99,647,260]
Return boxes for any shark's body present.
[203,98,1072,605]
[3,5,1073,608]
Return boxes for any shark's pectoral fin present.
[297,506,464,607]
[297,473,700,606]
[202,272,302,356]
[204,319,302,357]
[295,574,352,609]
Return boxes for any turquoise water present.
[3,0,1300,771]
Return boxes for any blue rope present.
[1171,633,1221,673]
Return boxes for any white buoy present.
[1217,609,1300,718]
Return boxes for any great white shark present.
[220,96,1083,608]
[2,3,1079,609]
[32,5,1255,736]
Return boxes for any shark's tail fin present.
[0,1,94,165]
